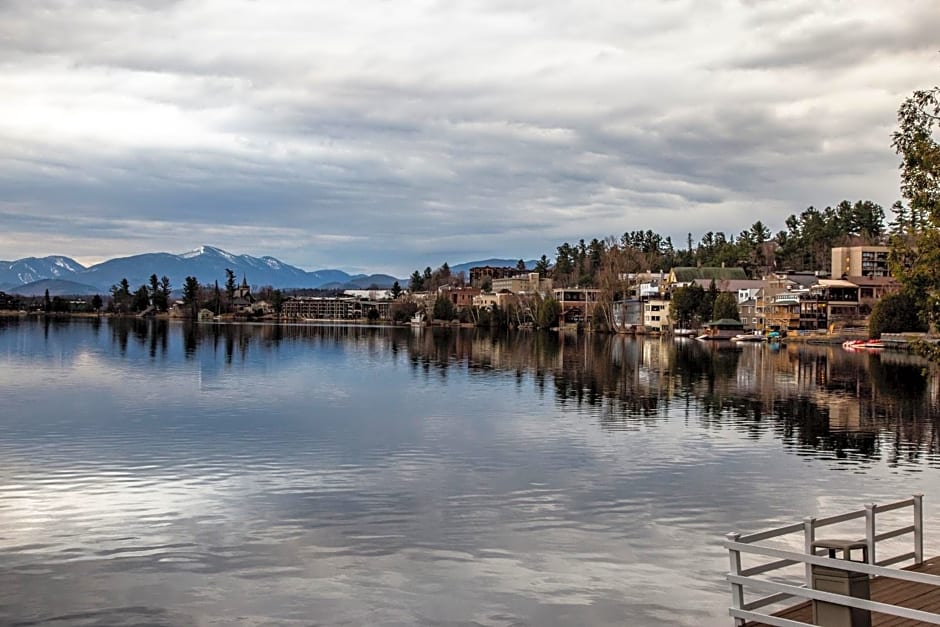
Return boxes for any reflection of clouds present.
[2,321,940,626]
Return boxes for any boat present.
[410,311,427,327]
[732,333,766,343]
[673,328,697,337]
[696,319,745,340]
[842,339,885,350]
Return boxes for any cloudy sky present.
[0,0,937,275]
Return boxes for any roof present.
[845,276,900,287]
[691,279,768,292]
[705,318,745,327]
[671,267,748,282]
[816,278,858,288]
[785,273,821,288]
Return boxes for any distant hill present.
[9,278,101,297]
[0,246,403,291]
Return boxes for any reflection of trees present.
[400,329,939,464]
[66,320,940,464]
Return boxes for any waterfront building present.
[282,296,391,320]
[811,278,861,326]
[472,291,518,310]
[643,297,672,332]
[738,298,758,329]
[490,273,552,296]
[232,276,255,313]
[438,286,481,308]
[846,275,900,309]
[551,288,601,324]
[831,245,891,278]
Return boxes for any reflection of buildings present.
[99,321,940,464]
[402,330,940,462]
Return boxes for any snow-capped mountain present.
[0,246,402,293]
[0,256,86,287]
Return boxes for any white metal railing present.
[725,494,930,626]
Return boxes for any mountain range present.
[0,248,539,297]
[0,246,401,295]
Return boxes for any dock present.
[749,556,940,625]
[724,495,940,626]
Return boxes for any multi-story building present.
[282,296,390,320]
[439,286,481,308]
[811,279,860,325]
[283,296,355,320]
[552,288,601,323]
[848,276,900,309]
[831,245,891,278]
[472,291,518,310]
[490,272,552,296]
[738,299,758,330]
[469,266,524,287]
[643,297,672,332]
[764,291,801,332]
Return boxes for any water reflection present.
[5,318,938,464]
[1,318,939,626]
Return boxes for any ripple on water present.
[1,322,939,626]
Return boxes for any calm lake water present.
[1,318,939,626]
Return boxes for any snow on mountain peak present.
[179,246,206,259]
[179,246,237,263]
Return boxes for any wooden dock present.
[747,555,940,626]
[724,496,940,626]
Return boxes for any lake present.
[1,318,938,626]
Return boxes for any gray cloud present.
[0,0,935,274]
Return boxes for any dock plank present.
[746,556,940,626]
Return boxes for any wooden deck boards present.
[747,556,940,626]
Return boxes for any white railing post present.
[803,516,816,587]
[865,503,877,566]
[914,493,924,564]
[727,532,746,627]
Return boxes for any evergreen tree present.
[712,292,740,321]
[225,268,236,302]
[271,289,284,316]
[535,296,561,328]
[110,278,132,313]
[869,293,925,338]
[534,254,551,276]
[182,276,200,316]
[409,271,424,292]
[670,284,706,329]
[432,294,456,321]
[132,285,150,312]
